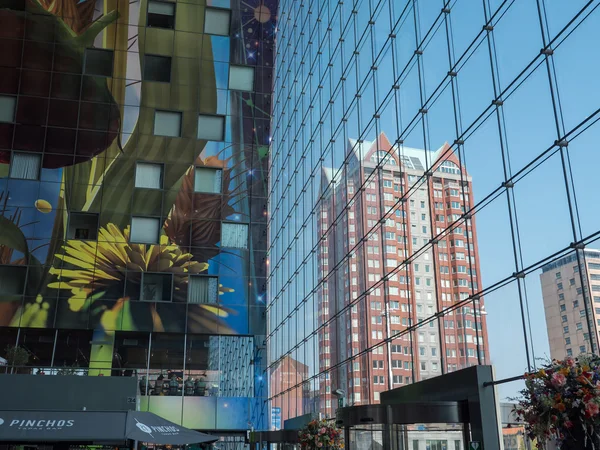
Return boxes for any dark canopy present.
[0,410,217,445]
[126,411,218,445]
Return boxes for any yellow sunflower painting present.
[48,223,235,333]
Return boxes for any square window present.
[0,265,27,296]
[84,48,114,77]
[204,7,231,36]
[221,223,248,249]
[154,110,181,137]
[0,95,16,123]
[9,153,41,180]
[135,162,163,189]
[143,55,171,82]
[130,217,160,244]
[194,167,222,193]
[188,276,219,304]
[141,273,172,301]
[197,114,225,141]
[67,213,99,240]
[147,0,175,29]
[228,65,255,92]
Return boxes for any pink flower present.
[551,372,567,387]
[565,358,575,367]
[320,428,326,435]
[586,402,600,416]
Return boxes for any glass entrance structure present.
[337,403,469,450]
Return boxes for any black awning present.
[126,411,218,445]
[0,411,218,445]
[0,410,128,442]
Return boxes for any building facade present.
[0,0,277,442]
[540,250,600,360]
[317,134,489,408]
[267,0,599,432]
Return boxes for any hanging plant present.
[513,355,600,449]
[298,419,344,449]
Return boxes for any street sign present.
[469,442,482,450]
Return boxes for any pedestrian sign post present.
[468,442,482,450]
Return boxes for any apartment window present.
[9,152,41,180]
[566,348,573,356]
[143,55,171,82]
[67,213,99,240]
[560,304,566,312]
[556,271,562,278]
[557,282,563,290]
[0,265,27,296]
[229,65,255,92]
[154,110,182,137]
[576,322,583,331]
[574,300,580,307]
[197,114,225,141]
[130,217,161,244]
[141,273,172,301]
[84,48,113,77]
[135,162,163,189]
[420,201,425,208]
[0,95,16,123]
[559,293,565,301]
[580,345,586,353]
[204,7,231,36]
[221,223,248,249]
[420,362,426,371]
[147,0,175,28]
[564,326,569,333]
[565,337,571,345]
[188,276,219,304]
[570,278,576,286]
[194,167,222,194]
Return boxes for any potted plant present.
[4,345,31,374]
[298,419,344,449]
[513,355,600,449]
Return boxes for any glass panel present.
[9,153,40,180]
[0,95,16,122]
[204,8,231,36]
[135,162,163,189]
[221,223,248,249]
[130,217,160,244]
[194,167,222,193]
[153,110,181,137]
[228,65,255,92]
[197,114,225,141]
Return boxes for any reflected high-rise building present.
[316,133,489,409]
[540,250,600,360]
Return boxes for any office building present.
[317,133,489,408]
[540,250,600,360]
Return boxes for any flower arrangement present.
[298,419,344,449]
[513,355,600,449]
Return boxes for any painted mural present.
[0,0,276,337]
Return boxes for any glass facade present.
[0,0,277,438]
[268,0,600,428]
